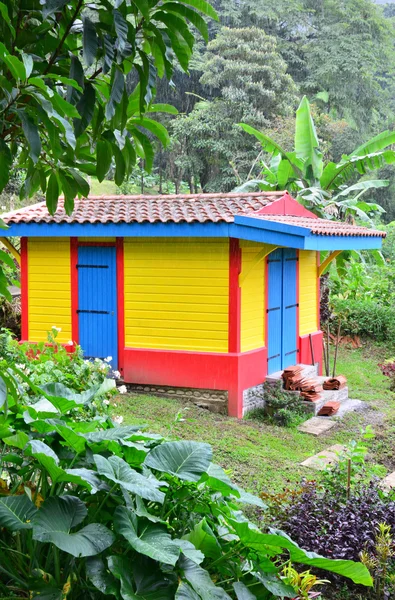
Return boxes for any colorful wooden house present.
[1,191,385,417]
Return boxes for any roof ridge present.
[72,191,284,201]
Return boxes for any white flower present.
[94,358,102,363]
[15,363,25,370]
[118,385,127,394]
[103,399,110,405]
[113,403,117,408]
[113,415,124,425]
[52,326,62,332]
[67,340,74,346]
[113,370,121,379]
[104,356,112,363]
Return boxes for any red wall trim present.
[317,251,321,331]
[70,237,79,344]
[265,254,269,360]
[20,237,28,341]
[228,238,241,353]
[78,242,116,247]
[299,332,323,372]
[116,237,125,375]
[296,249,300,359]
[123,346,267,419]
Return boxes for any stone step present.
[301,387,349,415]
[266,363,319,384]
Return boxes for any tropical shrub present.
[248,381,307,427]
[276,479,395,562]
[268,434,395,597]
[329,299,395,344]
[378,358,395,391]
[0,327,118,392]
[238,96,392,226]
[0,369,372,599]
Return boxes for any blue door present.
[267,249,298,374]
[77,246,118,368]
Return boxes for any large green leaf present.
[0,495,38,531]
[129,117,170,147]
[83,16,98,67]
[160,3,209,41]
[233,582,256,600]
[179,557,232,600]
[32,496,115,557]
[144,440,212,481]
[106,67,125,120]
[175,583,201,600]
[96,139,113,182]
[107,554,174,599]
[18,110,41,163]
[84,425,144,444]
[199,463,239,497]
[86,557,120,596]
[332,179,389,201]
[352,130,395,158]
[172,0,218,20]
[94,454,165,503]
[184,518,221,559]
[295,96,323,181]
[46,171,59,215]
[229,520,372,586]
[239,123,287,156]
[37,382,100,413]
[27,440,102,492]
[114,506,181,565]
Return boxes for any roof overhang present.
[231,215,384,250]
[2,219,384,250]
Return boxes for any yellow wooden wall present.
[299,250,319,335]
[240,241,269,352]
[124,238,229,352]
[27,238,72,343]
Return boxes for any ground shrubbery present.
[0,325,118,391]
[0,337,373,599]
[330,298,395,344]
[265,431,395,599]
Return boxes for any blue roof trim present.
[3,221,230,238]
[3,219,383,250]
[234,214,311,237]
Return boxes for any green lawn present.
[114,344,395,494]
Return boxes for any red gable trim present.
[256,192,318,219]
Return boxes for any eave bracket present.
[318,250,342,277]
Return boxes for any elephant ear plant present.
[0,369,372,599]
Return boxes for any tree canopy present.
[0,0,218,215]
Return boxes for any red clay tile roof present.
[243,214,386,238]
[1,192,283,225]
[1,192,386,237]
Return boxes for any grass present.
[114,344,395,495]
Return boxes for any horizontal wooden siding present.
[27,238,72,342]
[124,239,229,352]
[240,241,268,352]
[299,250,318,335]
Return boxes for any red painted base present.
[123,346,268,419]
[299,332,323,375]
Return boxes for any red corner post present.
[20,237,28,341]
[228,238,243,418]
[70,237,79,344]
[116,237,125,377]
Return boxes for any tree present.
[0,0,218,215]
[238,96,395,224]
[168,27,297,191]
[0,0,217,298]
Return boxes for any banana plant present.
[238,96,394,224]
